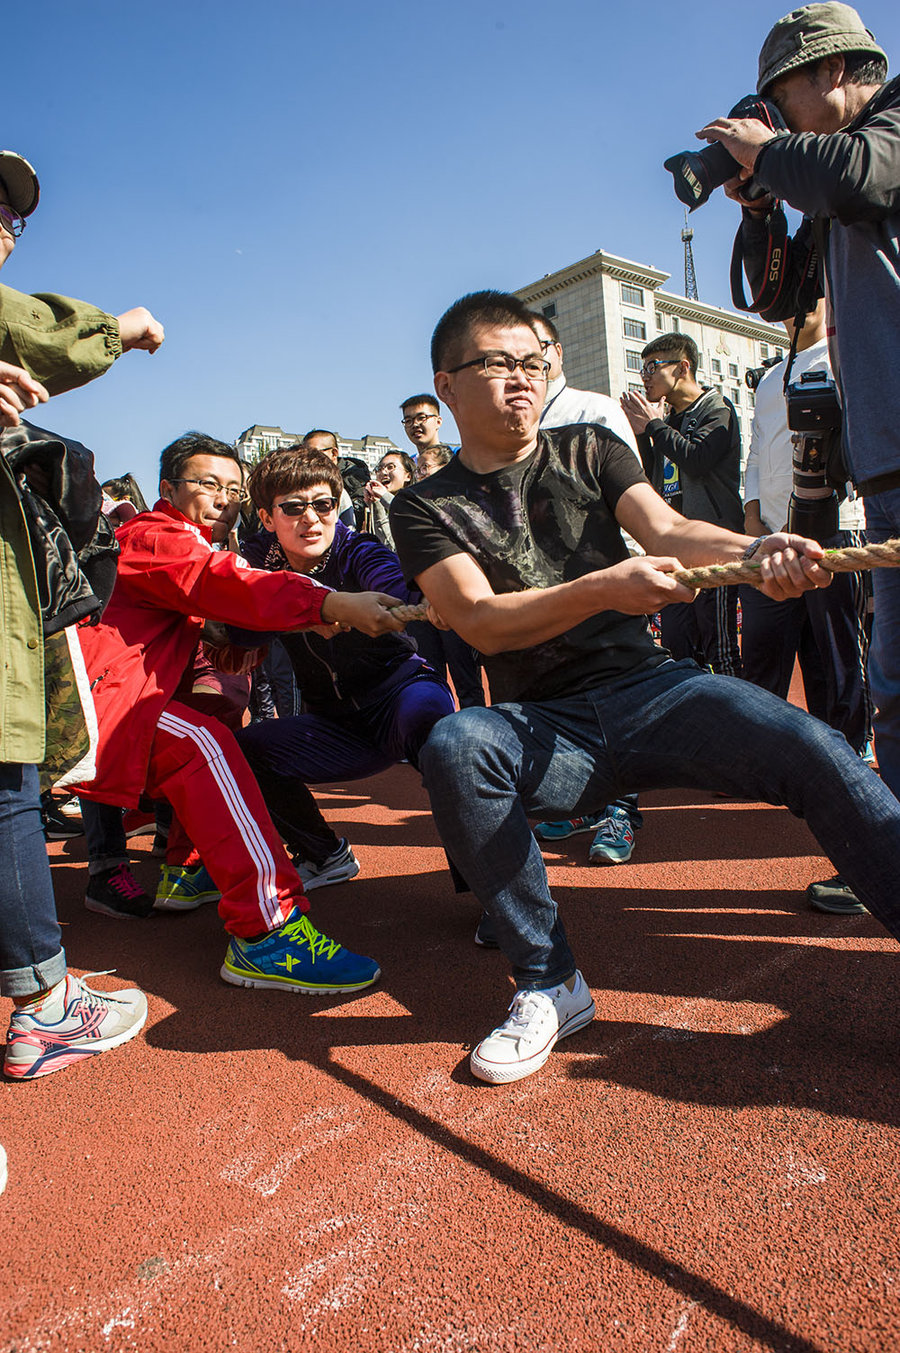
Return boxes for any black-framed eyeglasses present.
[401,414,438,426]
[0,205,26,239]
[641,359,681,378]
[538,338,557,352]
[447,350,550,380]
[169,477,247,504]
[275,496,338,518]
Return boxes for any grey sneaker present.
[807,875,866,915]
[470,971,596,1084]
[296,839,360,892]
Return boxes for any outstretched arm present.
[0,360,48,427]
[616,481,830,601]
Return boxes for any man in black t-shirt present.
[389,289,900,1087]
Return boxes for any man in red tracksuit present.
[75,431,406,994]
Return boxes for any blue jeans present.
[740,529,872,754]
[238,668,455,863]
[0,762,67,997]
[420,659,900,990]
[862,488,900,799]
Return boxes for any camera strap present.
[780,231,826,394]
[730,204,790,317]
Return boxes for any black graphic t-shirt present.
[390,424,667,703]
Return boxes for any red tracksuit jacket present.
[76,499,330,807]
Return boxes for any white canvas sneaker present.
[470,970,596,1084]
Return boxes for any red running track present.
[1,766,898,1352]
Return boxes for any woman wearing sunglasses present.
[234,448,455,891]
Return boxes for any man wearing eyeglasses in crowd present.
[389,290,900,1085]
[73,431,409,996]
[400,394,453,459]
[621,332,745,677]
[530,313,639,457]
[526,311,645,866]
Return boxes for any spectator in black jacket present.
[622,332,744,676]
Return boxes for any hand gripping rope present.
[672,538,900,591]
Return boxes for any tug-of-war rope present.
[672,538,900,591]
[387,602,430,622]
[385,540,900,618]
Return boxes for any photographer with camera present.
[741,301,872,850]
[694,3,900,808]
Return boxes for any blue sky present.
[5,0,899,494]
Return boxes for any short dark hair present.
[247,448,343,513]
[400,394,440,415]
[301,428,339,448]
[839,50,888,86]
[431,290,539,373]
[377,450,417,484]
[642,332,699,376]
[159,432,242,487]
[529,311,559,344]
[102,473,150,514]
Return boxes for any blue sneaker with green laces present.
[220,908,381,994]
[154,863,221,911]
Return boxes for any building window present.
[711,358,722,375]
[627,383,644,394]
[760,343,769,358]
[622,284,644,307]
[625,350,643,372]
[775,348,784,360]
[728,363,738,378]
[731,387,742,405]
[542,302,557,319]
[748,390,756,409]
[623,317,646,341]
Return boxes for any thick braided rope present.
[387,601,430,623]
[674,538,900,591]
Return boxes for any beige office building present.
[235,425,402,473]
[515,248,789,454]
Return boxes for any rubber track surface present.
[2,768,898,1352]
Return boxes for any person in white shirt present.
[742,302,872,916]
[528,312,643,867]
[531,313,640,457]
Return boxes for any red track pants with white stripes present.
[146,701,309,938]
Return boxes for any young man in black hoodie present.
[622,332,744,676]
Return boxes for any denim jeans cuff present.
[0,947,67,998]
[518,968,577,993]
[88,856,128,876]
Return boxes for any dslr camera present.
[785,369,843,542]
[665,95,786,210]
[744,355,781,392]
